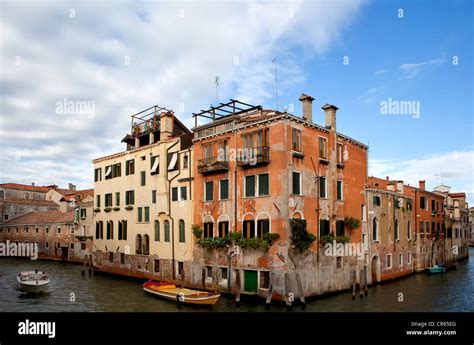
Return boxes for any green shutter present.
[145,207,149,222]
[138,207,142,223]
[258,174,269,196]
[155,221,160,241]
[179,220,185,243]
[245,175,255,197]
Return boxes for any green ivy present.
[194,230,280,251]
[289,219,316,252]
[344,217,361,230]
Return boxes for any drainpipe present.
[166,138,180,280]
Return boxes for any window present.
[141,171,146,186]
[204,143,213,159]
[420,221,424,235]
[152,190,157,204]
[407,252,412,264]
[337,180,343,200]
[138,207,143,223]
[220,267,228,281]
[25,227,29,234]
[373,195,381,206]
[426,222,430,234]
[319,137,328,159]
[70,226,74,234]
[218,221,229,237]
[154,220,160,241]
[167,152,179,171]
[164,220,170,242]
[407,221,411,240]
[57,226,61,234]
[292,128,301,151]
[177,262,184,276]
[336,143,343,163]
[179,220,185,243]
[205,182,213,202]
[45,226,49,234]
[94,168,102,182]
[372,218,378,241]
[80,208,87,219]
[206,266,213,279]
[180,186,187,201]
[4,214,9,221]
[122,221,127,240]
[336,220,345,236]
[125,190,135,205]
[320,219,330,237]
[395,219,399,241]
[35,227,39,233]
[172,187,178,201]
[257,219,270,238]
[16,228,19,233]
[243,220,255,238]
[183,155,189,169]
[204,222,214,237]
[105,193,113,207]
[113,163,121,178]
[45,241,49,249]
[258,173,269,196]
[219,179,229,200]
[319,176,326,198]
[56,242,61,249]
[420,197,426,210]
[431,199,435,213]
[96,194,101,207]
[106,221,113,240]
[386,254,392,269]
[245,175,256,197]
[150,156,159,175]
[406,202,412,211]
[125,159,135,175]
[95,221,103,239]
[260,271,270,289]
[154,259,160,273]
[293,172,301,195]
[398,253,403,266]
[0,191,4,199]
[337,257,343,269]
[144,207,150,222]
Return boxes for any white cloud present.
[0,0,366,189]
[399,58,444,79]
[370,150,474,204]
[352,87,384,104]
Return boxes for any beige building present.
[92,106,194,282]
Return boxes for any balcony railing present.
[237,146,270,167]
[198,156,230,174]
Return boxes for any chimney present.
[321,103,339,131]
[419,180,426,190]
[299,93,315,123]
[68,183,76,191]
[396,180,404,193]
[160,111,174,140]
[31,182,35,187]
[386,176,389,181]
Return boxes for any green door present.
[244,270,258,292]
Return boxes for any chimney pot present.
[299,93,315,123]
[321,103,339,131]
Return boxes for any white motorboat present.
[17,270,50,293]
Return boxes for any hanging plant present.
[344,217,361,230]
[289,219,316,252]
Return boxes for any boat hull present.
[426,267,446,274]
[17,271,50,293]
[143,281,220,306]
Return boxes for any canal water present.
[1,248,473,312]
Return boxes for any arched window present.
[25,193,29,199]
[143,234,150,255]
[154,220,160,242]
[179,220,185,243]
[372,218,378,241]
[394,219,399,241]
[164,220,170,242]
[136,234,142,254]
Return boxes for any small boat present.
[143,281,220,306]
[426,265,446,274]
[17,270,50,293]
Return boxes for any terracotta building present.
[92,106,194,282]
[367,177,415,282]
[190,96,368,298]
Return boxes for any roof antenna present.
[272,58,279,111]
[215,76,220,104]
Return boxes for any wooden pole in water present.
[285,272,292,310]
[265,272,274,310]
[359,269,364,298]
[296,273,306,309]
[364,265,368,296]
[202,267,206,291]
[181,267,185,288]
[235,269,241,307]
[352,270,356,300]
[227,254,232,294]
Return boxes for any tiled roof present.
[448,193,466,198]
[0,198,58,207]
[2,210,74,226]
[0,183,50,193]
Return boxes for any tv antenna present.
[272,58,279,111]
[215,76,220,104]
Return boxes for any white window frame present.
[386,254,392,269]
[337,180,344,201]
[407,251,412,265]
[398,253,403,267]
[57,226,61,234]
[204,182,213,202]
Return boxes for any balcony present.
[198,156,229,174]
[237,146,270,168]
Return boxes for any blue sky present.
[0,0,472,201]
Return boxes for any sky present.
[0,0,473,202]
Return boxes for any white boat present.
[17,270,50,293]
